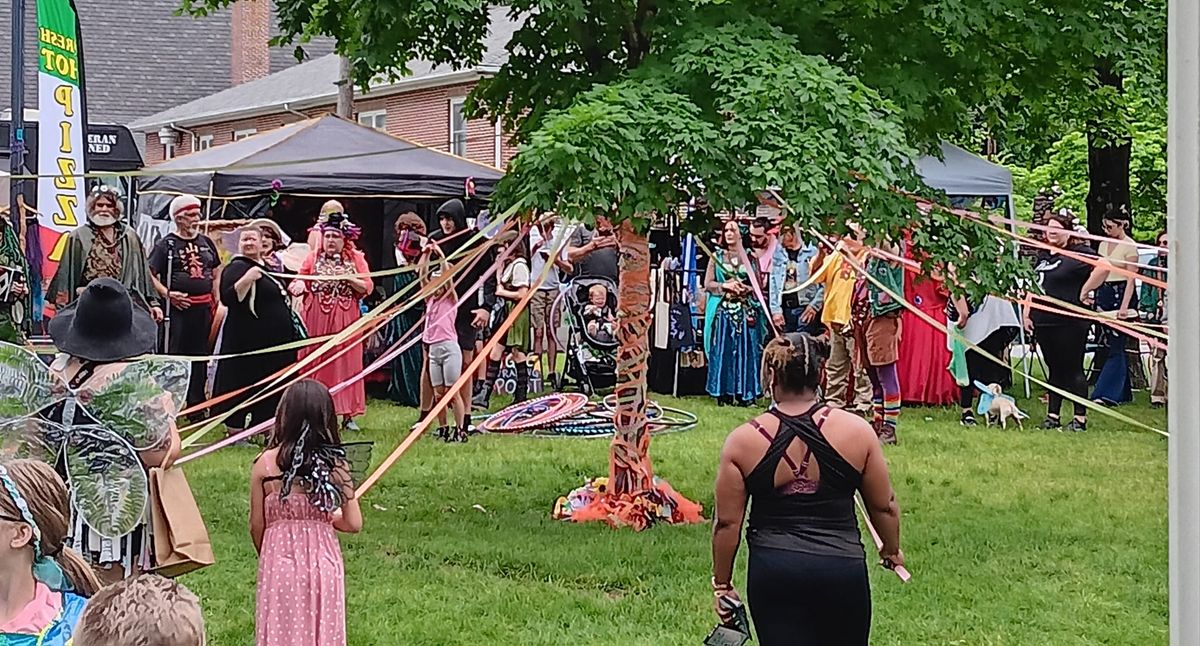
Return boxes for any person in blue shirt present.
[768,224,824,336]
[0,460,100,645]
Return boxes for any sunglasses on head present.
[0,513,24,524]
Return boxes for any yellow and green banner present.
[36,0,86,278]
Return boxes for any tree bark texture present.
[1086,65,1132,236]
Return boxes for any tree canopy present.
[174,0,1166,293]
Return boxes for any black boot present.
[514,361,530,403]
[474,361,500,410]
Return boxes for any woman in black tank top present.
[711,333,904,645]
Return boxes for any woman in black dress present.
[213,226,300,435]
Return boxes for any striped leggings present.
[867,363,900,433]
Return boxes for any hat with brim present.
[49,278,158,362]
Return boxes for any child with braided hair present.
[0,459,101,645]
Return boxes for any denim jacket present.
[767,242,824,315]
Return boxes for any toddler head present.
[588,284,609,308]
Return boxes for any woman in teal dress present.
[704,220,768,406]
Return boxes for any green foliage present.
[1007,98,1166,241]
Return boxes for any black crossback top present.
[745,406,865,559]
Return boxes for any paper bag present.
[148,467,215,578]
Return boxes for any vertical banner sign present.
[36,0,86,280]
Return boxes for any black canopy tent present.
[137,115,504,271]
[138,115,502,207]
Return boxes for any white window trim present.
[197,134,214,151]
[494,118,502,167]
[358,109,388,130]
[233,128,257,141]
[449,97,467,157]
[163,142,176,160]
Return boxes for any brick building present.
[130,9,519,170]
[0,0,334,127]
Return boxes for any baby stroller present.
[560,277,618,394]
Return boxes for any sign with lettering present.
[36,0,87,277]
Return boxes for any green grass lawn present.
[179,389,1167,645]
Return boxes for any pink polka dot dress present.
[256,493,346,646]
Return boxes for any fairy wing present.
[340,442,374,488]
[82,359,189,451]
[63,425,148,539]
[0,342,59,420]
[0,416,63,463]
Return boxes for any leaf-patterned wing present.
[0,416,62,463]
[0,342,59,420]
[82,360,187,451]
[63,426,148,539]
[341,442,374,489]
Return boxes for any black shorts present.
[455,307,480,351]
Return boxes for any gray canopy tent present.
[916,142,1030,397]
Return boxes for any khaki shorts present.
[529,289,557,331]
[865,313,902,366]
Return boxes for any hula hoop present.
[477,393,590,433]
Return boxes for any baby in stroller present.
[583,284,616,344]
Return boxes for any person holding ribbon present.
[213,226,301,436]
[0,459,101,645]
[290,212,373,432]
[1085,210,1140,406]
[150,195,221,410]
[386,212,430,409]
[711,334,902,646]
[704,220,768,407]
[1140,230,1168,408]
[49,186,162,322]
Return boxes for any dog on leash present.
[980,382,1029,429]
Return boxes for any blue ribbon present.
[0,465,71,591]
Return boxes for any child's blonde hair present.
[74,574,206,646]
[0,459,101,596]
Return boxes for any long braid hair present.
[0,459,101,596]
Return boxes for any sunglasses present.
[0,514,25,524]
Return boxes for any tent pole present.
[1007,196,1032,398]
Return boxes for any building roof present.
[130,8,519,132]
[0,0,333,126]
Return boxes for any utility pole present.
[336,55,353,119]
[1168,0,1199,643]
[8,0,27,233]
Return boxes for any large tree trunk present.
[568,219,703,530]
[609,219,656,496]
[1085,66,1132,237]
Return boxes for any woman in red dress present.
[897,242,959,406]
[289,211,373,431]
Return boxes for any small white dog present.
[984,383,1029,429]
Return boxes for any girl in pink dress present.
[251,379,364,646]
[290,212,373,431]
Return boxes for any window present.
[197,135,214,151]
[449,98,467,157]
[233,128,257,141]
[358,109,387,130]
[163,142,176,160]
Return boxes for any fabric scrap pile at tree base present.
[554,477,704,530]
